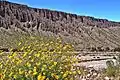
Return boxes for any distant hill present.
[1,1,120,51]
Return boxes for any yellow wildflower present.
[53,62,57,66]
[26,62,31,67]
[28,70,32,74]
[36,62,41,66]
[37,74,46,80]
[33,67,37,72]
[33,72,37,76]
[41,76,46,80]
[19,69,24,74]
[54,74,59,80]
[41,67,45,71]
[77,70,81,74]
[46,78,49,80]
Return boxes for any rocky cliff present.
[1,1,120,51]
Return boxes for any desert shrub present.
[113,47,120,52]
[116,54,120,76]
[105,47,110,52]
[116,54,120,66]
[0,36,79,80]
[90,47,97,52]
[105,55,120,77]
[97,46,103,52]
[106,60,116,77]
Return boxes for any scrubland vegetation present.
[0,35,120,80]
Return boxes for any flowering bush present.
[0,36,79,80]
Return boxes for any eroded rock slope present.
[1,1,120,50]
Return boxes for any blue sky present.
[9,0,120,22]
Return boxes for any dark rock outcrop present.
[0,1,120,32]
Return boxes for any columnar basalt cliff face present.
[1,1,120,50]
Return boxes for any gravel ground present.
[76,59,116,70]
[76,55,117,70]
